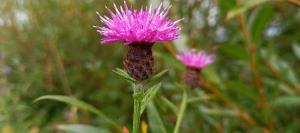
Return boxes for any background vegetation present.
[1,0,300,132]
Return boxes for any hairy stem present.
[173,92,188,133]
[133,83,143,133]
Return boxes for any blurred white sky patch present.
[216,26,227,43]
[15,10,28,24]
[265,22,281,38]
[192,9,205,30]
[207,5,219,27]
[162,0,170,6]
[148,0,170,8]
[186,0,196,7]
[14,10,28,29]
[0,17,4,26]
[173,34,189,53]
[201,0,210,9]
[17,0,25,5]
[0,16,12,26]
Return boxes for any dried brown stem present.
[288,0,300,7]
[236,0,266,110]
[200,78,257,126]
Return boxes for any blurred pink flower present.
[94,1,182,45]
[176,50,215,69]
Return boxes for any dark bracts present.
[182,67,200,88]
[124,43,154,81]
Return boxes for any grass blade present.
[147,102,168,133]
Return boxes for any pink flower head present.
[94,1,182,45]
[176,50,215,69]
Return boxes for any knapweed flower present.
[176,50,215,88]
[94,1,182,80]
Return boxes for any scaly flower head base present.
[94,1,182,45]
[182,67,201,88]
[124,42,154,81]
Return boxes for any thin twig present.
[235,0,273,131]
[288,0,300,7]
[200,78,257,126]
[173,92,188,133]
[236,0,266,110]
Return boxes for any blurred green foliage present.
[0,0,300,133]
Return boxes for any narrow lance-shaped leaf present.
[173,92,188,133]
[249,5,274,44]
[34,95,122,131]
[140,82,162,114]
[143,69,168,84]
[273,96,300,107]
[112,68,136,83]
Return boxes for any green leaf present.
[159,95,178,115]
[273,96,300,107]
[143,69,168,84]
[112,68,136,83]
[147,102,168,133]
[218,0,236,16]
[226,0,272,20]
[173,92,188,133]
[249,5,274,44]
[140,83,162,114]
[219,44,249,61]
[34,95,122,131]
[224,81,257,100]
[57,124,110,133]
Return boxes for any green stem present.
[173,92,188,133]
[133,83,143,133]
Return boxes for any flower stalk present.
[132,83,144,133]
[173,91,188,133]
